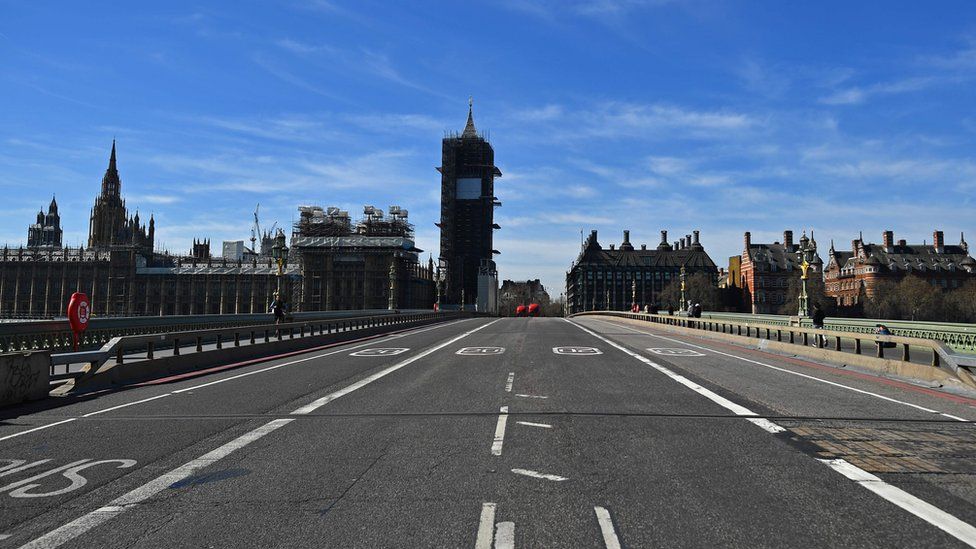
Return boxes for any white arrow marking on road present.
[511,468,567,482]
[515,394,547,399]
[491,406,509,456]
[594,507,622,549]
[475,502,496,549]
[505,372,514,392]
[516,421,552,429]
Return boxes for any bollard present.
[777,329,782,342]
[902,343,910,362]
[173,338,180,356]
[196,336,203,353]
[789,331,795,344]
[216,334,222,349]
[290,327,295,339]
[932,349,940,367]
[802,332,808,346]
[250,331,255,345]
[877,341,884,358]
[264,330,270,343]
[117,346,124,365]
[834,336,841,352]
[854,338,861,355]
[234,332,240,347]
[147,341,154,360]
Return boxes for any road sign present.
[350,348,410,357]
[457,347,506,355]
[553,346,602,355]
[646,348,706,357]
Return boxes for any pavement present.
[3,316,976,547]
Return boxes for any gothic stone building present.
[565,229,718,314]
[0,143,434,318]
[739,230,823,313]
[27,197,63,249]
[825,230,976,307]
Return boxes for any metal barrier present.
[49,311,458,381]
[571,311,976,381]
[0,309,430,354]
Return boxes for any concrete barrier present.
[55,316,447,395]
[606,316,973,390]
[0,350,51,406]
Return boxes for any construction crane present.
[251,204,260,254]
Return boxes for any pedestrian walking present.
[811,303,826,348]
[269,292,285,325]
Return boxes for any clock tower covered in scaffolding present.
[437,99,501,312]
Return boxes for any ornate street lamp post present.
[271,229,288,297]
[388,260,398,310]
[679,266,687,313]
[631,279,637,312]
[797,231,816,317]
[434,265,442,311]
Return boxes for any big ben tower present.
[437,99,501,312]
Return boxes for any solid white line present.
[174,319,470,394]
[571,318,976,547]
[19,419,293,549]
[0,319,470,446]
[494,522,515,549]
[505,372,514,392]
[566,320,756,416]
[81,394,172,417]
[594,507,622,549]
[516,421,552,429]
[292,319,501,414]
[591,318,965,421]
[475,502,496,549]
[0,419,77,443]
[820,458,976,546]
[491,406,509,456]
[511,468,568,482]
[746,417,787,434]
[0,534,10,540]
[514,394,548,399]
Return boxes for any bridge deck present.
[3,317,976,547]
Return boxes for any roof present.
[572,231,717,270]
[837,242,975,272]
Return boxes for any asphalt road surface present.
[4,316,976,548]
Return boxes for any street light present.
[679,266,687,313]
[796,231,816,317]
[271,229,288,296]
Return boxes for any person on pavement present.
[812,302,826,348]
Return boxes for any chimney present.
[673,241,679,250]
[744,231,752,250]
[620,230,634,251]
[883,230,894,251]
[783,230,793,248]
[934,230,945,252]
[693,230,700,246]
[686,234,692,248]
[680,237,686,249]
[659,230,670,250]
[898,239,907,246]
[641,244,646,250]
[852,239,860,255]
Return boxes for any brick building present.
[739,230,822,314]
[824,230,976,307]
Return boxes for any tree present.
[658,272,719,311]
[864,279,899,320]
[945,279,976,323]
[896,275,944,321]
[778,274,830,316]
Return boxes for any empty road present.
[3,316,976,548]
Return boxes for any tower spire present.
[462,97,477,138]
[101,139,121,198]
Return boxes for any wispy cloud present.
[819,76,939,105]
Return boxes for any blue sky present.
[2,1,975,296]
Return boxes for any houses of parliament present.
[0,142,435,318]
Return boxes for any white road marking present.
[0,419,77,444]
[511,468,567,482]
[475,502,496,549]
[0,534,10,540]
[8,460,137,498]
[567,321,756,416]
[0,460,52,478]
[494,522,515,549]
[457,347,505,355]
[593,318,968,422]
[491,406,509,456]
[350,347,410,357]
[505,372,514,392]
[594,507,622,549]
[515,394,548,399]
[820,458,976,546]
[292,319,501,414]
[22,321,496,547]
[516,421,552,429]
[0,460,91,494]
[746,417,787,434]
[18,419,293,549]
[0,320,470,445]
[569,318,976,547]
[81,394,171,417]
[647,347,705,357]
[553,346,602,355]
